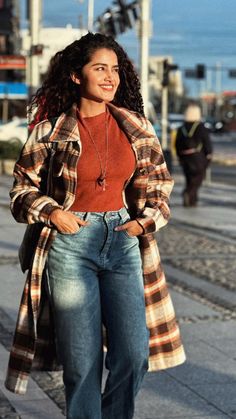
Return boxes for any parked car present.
[203,117,225,133]
[0,117,28,145]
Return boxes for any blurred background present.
[0,0,235,183]
[0,4,236,417]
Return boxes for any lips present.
[99,85,114,91]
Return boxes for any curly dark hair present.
[29,32,144,123]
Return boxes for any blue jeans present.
[47,208,149,419]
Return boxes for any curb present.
[212,156,236,166]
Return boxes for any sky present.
[19,0,236,94]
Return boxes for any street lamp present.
[139,0,151,116]
[75,0,94,31]
[28,0,41,97]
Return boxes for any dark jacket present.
[175,122,213,174]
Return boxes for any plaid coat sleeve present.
[10,121,63,225]
[137,121,174,234]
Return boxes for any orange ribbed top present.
[69,109,136,212]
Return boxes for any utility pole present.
[161,59,178,151]
[139,0,151,116]
[161,59,178,172]
[77,0,94,31]
[161,83,168,150]
[88,0,94,31]
[215,62,222,121]
[29,0,41,97]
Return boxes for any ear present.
[71,73,81,85]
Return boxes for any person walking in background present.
[5,33,185,419]
[175,103,213,207]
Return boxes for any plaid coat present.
[5,103,186,394]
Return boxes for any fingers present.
[50,210,89,233]
[74,216,89,227]
[114,220,143,236]
[114,222,131,231]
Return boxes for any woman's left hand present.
[114,220,143,237]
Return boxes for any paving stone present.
[6,399,64,417]
[165,264,236,312]
[166,339,236,385]
[170,289,220,319]
[158,224,236,292]
[135,416,229,419]
[204,338,236,360]
[0,389,17,418]
[134,371,223,418]
[180,320,236,342]
[1,174,236,418]
[190,383,236,418]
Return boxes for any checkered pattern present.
[5,103,185,394]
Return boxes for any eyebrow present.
[91,63,119,68]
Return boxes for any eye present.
[96,66,105,71]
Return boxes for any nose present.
[104,68,114,81]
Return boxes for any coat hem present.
[4,377,28,395]
[148,353,186,372]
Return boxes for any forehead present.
[88,48,118,64]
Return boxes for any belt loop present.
[119,207,130,223]
[84,212,90,221]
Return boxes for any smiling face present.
[72,48,120,108]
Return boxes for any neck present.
[78,99,106,118]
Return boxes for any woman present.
[5,33,185,418]
[175,104,213,207]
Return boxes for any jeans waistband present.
[71,207,129,223]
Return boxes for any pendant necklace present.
[82,110,109,191]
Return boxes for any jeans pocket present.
[119,213,138,240]
[121,229,137,239]
[58,211,88,236]
[58,226,85,236]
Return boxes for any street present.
[0,172,236,418]
[210,163,236,186]
[172,131,236,186]
[173,162,236,186]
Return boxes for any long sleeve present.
[136,121,174,235]
[10,121,62,225]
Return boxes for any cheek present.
[115,81,120,96]
[115,74,120,88]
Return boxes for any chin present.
[102,94,116,102]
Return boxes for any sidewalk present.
[0,174,236,418]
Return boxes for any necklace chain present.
[81,111,109,191]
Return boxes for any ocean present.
[20,0,236,96]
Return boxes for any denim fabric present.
[47,208,149,419]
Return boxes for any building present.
[21,25,87,81]
[0,0,21,80]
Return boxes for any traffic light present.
[162,59,178,87]
[115,0,132,29]
[31,44,44,55]
[229,69,236,78]
[96,9,118,37]
[95,1,140,37]
[196,64,205,79]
